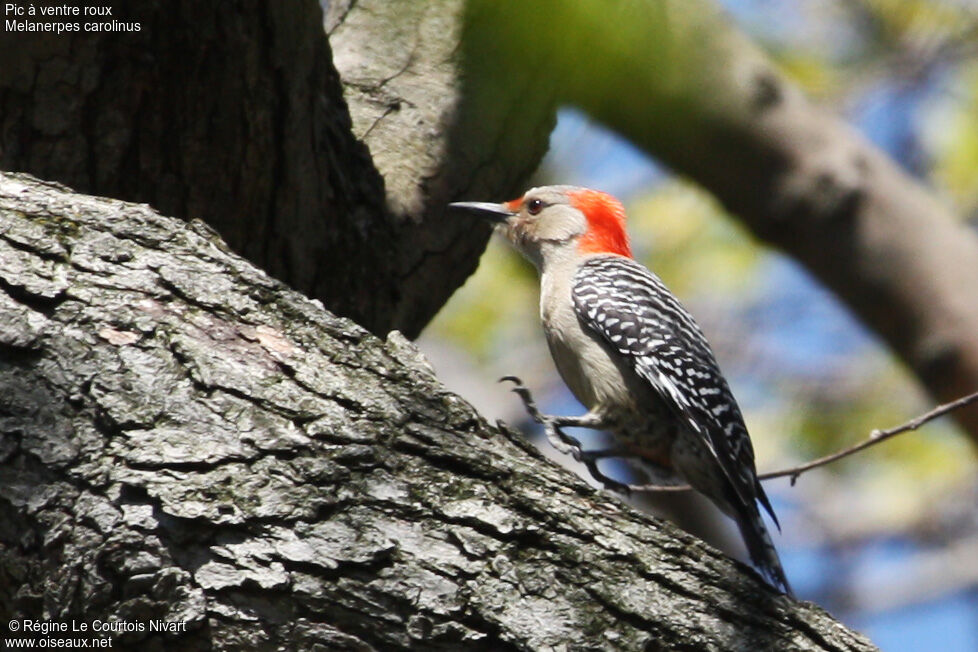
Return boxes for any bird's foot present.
[574,448,633,495]
[500,376,582,455]
[501,376,633,494]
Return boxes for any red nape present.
[568,189,632,257]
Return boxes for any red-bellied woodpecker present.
[450,185,791,595]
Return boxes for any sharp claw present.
[501,376,543,423]
[573,449,634,495]
[584,460,631,494]
[512,387,532,400]
[501,375,632,494]
[575,448,628,463]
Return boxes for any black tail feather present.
[755,479,781,532]
[733,500,792,596]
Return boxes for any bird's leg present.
[501,376,633,494]
[501,376,584,454]
[572,449,633,495]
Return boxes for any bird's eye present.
[526,198,543,215]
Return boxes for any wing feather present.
[572,255,771,520]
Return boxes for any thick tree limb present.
[0,172,875,650]
[0,1,394,332]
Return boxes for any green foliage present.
[928,61,978,217]
[629,181,761,297]
[427,238,538,363]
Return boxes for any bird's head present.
[450,185,632,268]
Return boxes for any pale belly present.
[543,317,678,471]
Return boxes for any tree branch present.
[630,390,978,493]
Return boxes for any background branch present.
[631,390,978,493]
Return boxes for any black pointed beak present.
[448,201,516,224]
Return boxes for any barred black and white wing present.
[572,255,790,593]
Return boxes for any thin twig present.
[630,389,978,493]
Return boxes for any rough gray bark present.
[0,172,875,650]
[0,0,552,339]
[324,0,555,334]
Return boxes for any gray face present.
[500,186,588,266]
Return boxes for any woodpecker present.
[450,185,791,595]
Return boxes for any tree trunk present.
[0,172,875,650]
[0,0,553,339]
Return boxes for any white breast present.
[539,262,637,414]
